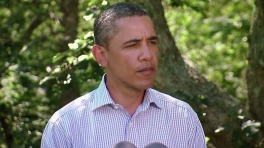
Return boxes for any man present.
[41,2,206,148]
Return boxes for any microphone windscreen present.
[144,142,168,148]
[113,141,137,148]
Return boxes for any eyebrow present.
[124,39,141,45]
[123,36,158,45]
[148,36,158,41]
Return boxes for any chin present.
[138,81,154,90]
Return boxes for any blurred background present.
[0,0,263,147]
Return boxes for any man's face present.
[104,16,158,91]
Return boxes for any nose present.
[139,43,154,61]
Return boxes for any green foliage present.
[0,0,56,147]
[0,66,49,147]
[164,0,260,147]
[165,0,253,102]
[41,0,108,93]
[0,0,106,147]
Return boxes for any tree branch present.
[0,15,46,76]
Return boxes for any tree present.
[247,0,264,142]
[0,0,263,147]
[0,0,54,147]
[0,0,83,147]
[58,0,80,105]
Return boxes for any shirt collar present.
[142,88,164,109]
[92,74,115,110]
[92,74,164,111]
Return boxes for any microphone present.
[144,142,168,148]
[113,141,137,148]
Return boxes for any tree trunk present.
[59,0,80,105]
[247,0,264,142]
[0,117,13,148]
[126,0,248,147]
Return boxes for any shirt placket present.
[125,116,138,145]
[125,104,147,146]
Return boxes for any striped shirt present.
[41,75,206,148]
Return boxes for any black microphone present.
[113,141,137,148]
[144,142,168,148]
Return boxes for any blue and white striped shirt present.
[41,75,206,148]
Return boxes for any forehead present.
[113,16,156,39]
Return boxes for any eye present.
[150,40,157,45]
[127,44,136,47]
[125,43,139,48]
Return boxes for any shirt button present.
[129,122,133,127]
[113,105,119,110]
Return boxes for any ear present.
[92,44,108,67]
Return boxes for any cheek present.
[126,54,139,66]
[155,49,159,57]
[152,49,159,60]
[123,52,140,69]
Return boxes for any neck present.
[106,78,145,116]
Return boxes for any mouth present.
[137,67,155,75]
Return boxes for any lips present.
[137,67,155,75]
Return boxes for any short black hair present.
[94,2,149,48]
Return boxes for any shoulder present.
[48,90,96,124]
[150,89,198,118]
